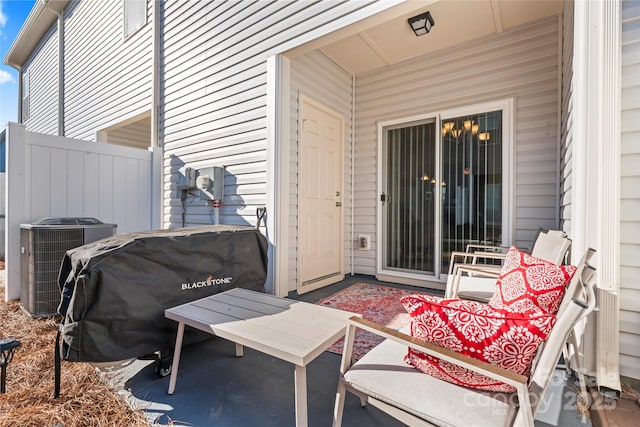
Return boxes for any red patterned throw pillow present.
[401,294,556,392]
[487,246,576,315]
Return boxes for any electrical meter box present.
[195,166,224,201]
[178,167,197,190]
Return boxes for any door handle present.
[336,202,342,207]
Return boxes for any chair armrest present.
[468,251,507,260]
[454,264,501,277]
[447,251,506,274]
[344,316,528,389]
[448,251,480,274]
[465,244,508,253]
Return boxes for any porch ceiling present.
[318,0,562,75]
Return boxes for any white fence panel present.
[4,123,153,300]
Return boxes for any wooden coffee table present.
[165,288,358,427]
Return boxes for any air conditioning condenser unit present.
[20,217,116,317]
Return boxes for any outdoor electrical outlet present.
[358,235,370,250]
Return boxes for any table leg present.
[167,322,185,395]
[235,343,244,357]
[294,364,308,427]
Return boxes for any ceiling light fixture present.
[408,11,434,36]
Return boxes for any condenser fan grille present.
[20,218,116,317]
[21,228,84,316]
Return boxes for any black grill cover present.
[57,225,268,363]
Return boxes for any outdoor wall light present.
[0,338,21,393]
[408,11,434,36]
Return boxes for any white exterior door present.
[298,96,344,294]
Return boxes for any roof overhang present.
[289,0,562,75]
[3,0,70,69]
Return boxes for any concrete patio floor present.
[103,275,592,427]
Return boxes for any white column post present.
[572,0,621,394]
[266,55,290,296]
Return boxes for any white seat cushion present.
[343,335,517,426]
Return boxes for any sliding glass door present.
[440,110,503,273]
[379,101,509,282]
[382,120,437,275]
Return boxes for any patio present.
[102,275,590,427]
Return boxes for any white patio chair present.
[445,229,572,301]
[332,249,596,427]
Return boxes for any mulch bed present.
[0,267,149,427]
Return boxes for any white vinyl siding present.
[354,17,561,276]
[289,51,353,291]
[22,26,58,134]
[160,0,401,228]
[620,0,640,381]
[560,1,574,238]
[63,0,152,141]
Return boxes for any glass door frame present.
[378,115,441,282]
[376,98,514,284]
[377,112,443,284]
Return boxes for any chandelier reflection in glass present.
[442,119,484,143]
[442,114,496,146]
[439,110,503,272]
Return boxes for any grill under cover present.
[57,225,268,363]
